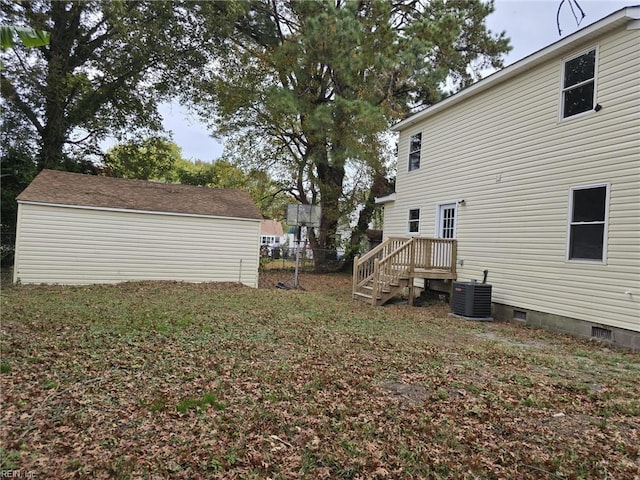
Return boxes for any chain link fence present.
[259,245,346,273]
[1,233,16,268]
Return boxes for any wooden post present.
[408,238,416,306]
[449,239,457,305]
[372,258,380,306]
[450,240,457,276]
[352,255,359,299]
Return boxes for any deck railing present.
[353,237,457,304]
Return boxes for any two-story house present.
[355,6,639,350]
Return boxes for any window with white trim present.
[408,208,420,233]
[568,184,609,261]
[408,133,422,171]
[562,48,596,118]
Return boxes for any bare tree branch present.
[557,0,587,36]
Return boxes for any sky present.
[160,0,632,162]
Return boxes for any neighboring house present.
[260,219,285,252]
[283,225,310,259]
[14,170,263,287]
[360,7,640,350]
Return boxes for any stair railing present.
[374,238,416,299]
[353,237,458,303]
[352,237,409,297]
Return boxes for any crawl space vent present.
[591,326,612,340]
[513,310,527,321]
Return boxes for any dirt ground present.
[258,270,353,292]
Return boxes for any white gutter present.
[375,193,397,204]
[392,6,640,132]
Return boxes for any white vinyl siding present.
[386,25,640,333]
[13,203,260,287]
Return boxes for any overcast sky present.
[160,0,631,161]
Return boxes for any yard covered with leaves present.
[1,272,639,479]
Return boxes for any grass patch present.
[0,447,20,470]
[176,392,225,414]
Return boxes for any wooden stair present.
[352,237,457,306]
[353,276,409,305]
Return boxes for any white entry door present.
[437,203,457,239]
[434,203,457,268]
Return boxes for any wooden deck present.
[352,237,457,306]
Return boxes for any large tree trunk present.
[38,120,68,170]
[311,150,345,273]
[36,2,82,170]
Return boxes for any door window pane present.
[441,207,455,239]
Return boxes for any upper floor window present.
[408,133,422,171]
[568,184,609,261]
[562,48,596,118]
[408,208,420,233]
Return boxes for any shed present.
[13,170,263,287]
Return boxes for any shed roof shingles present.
[17,170,263,220]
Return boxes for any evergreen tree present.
[190,0,510,270]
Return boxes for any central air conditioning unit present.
[451,280,492,318]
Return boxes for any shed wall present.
[385,25,640,332]
[14,203,260,287]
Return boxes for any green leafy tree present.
[170,159,290,221]
[104,137,183,181]
[170,158,218,187]
[190,0,510,270]
[0,145,36,265]
[0,25,49,50]
[104,137,288,220]
[0,22,48,262]
[0,0,242,170]
[243,168,290,222]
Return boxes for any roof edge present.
[17,200,263,223]
[392,6,640,132]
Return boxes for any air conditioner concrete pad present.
[448,313,494,322]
